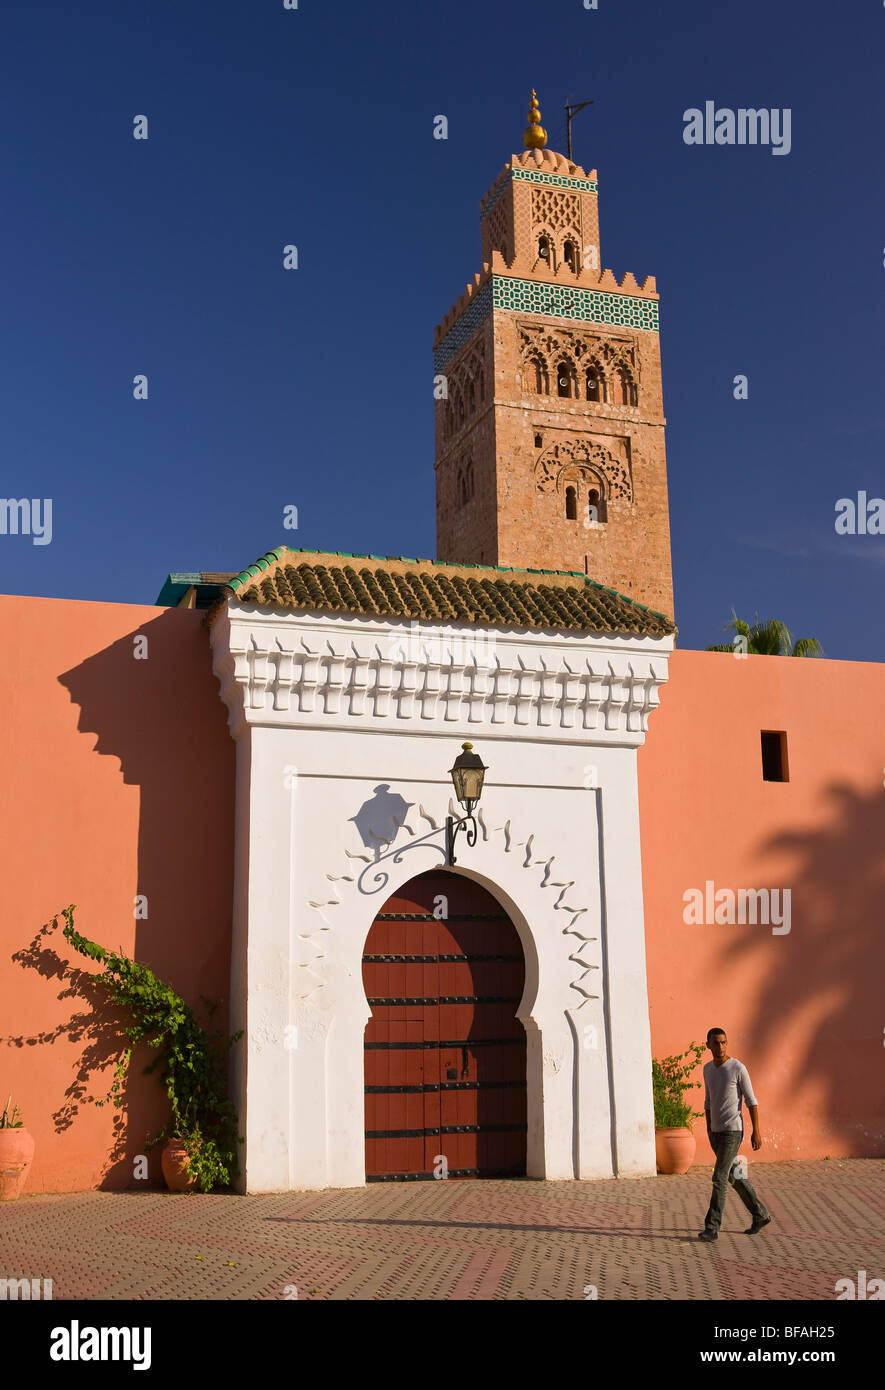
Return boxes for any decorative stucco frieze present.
[309,800,599,1017]
[210,604,673,745]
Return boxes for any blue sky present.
[1,0,883,657]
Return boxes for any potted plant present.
[153,1097,237,1194]
[0,1095,36,1200]
[159,1106,203,1193]
[652,1042,705,1175]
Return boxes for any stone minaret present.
[434,90,674,618]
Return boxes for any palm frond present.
[708,610,822,657]
[792,636,824,658]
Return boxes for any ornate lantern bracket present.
[445,742,487,865]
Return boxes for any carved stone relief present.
[534,437,634,503]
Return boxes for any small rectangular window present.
[761,731,788,782]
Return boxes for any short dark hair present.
[706,1028,727,1043]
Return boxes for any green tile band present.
[494,277,659,331]
[481,167,599,219]
[434,283,494,370]
[434,276,658,370]
[512,168,598,193]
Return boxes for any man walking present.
[698,1027,772,1242]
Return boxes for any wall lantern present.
[445,742,487,865]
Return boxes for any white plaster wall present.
[212,605,671,1192]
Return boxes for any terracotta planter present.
[160,1139,200,1192]
[0,1127,36,1200]
[655,1126,696,1175]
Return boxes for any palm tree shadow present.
[722,781,885,1155]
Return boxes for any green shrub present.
[652,1041,706,1130]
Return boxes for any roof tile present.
[218,548,676,637]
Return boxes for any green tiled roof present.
[221,548,675,638]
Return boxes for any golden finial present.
[523,88,548,149]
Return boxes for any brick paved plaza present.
[1,1159,882,1301]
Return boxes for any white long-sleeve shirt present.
[704,1058,757,1132]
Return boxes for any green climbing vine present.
[61,905,243,1192]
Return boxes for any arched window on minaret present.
[479,368,485,402]
[563,240,577,273]
[556,360,574,399]
[585,366,601,402]
[565,485,577,520]
[529,357,548,395]
[617,367,638,406]
[538,235,551,263]
[469,380,476,413]
[465,459,474,500]
[457,391,465,427]
[588,486,607,524]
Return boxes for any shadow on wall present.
[11,912,166,1187]
[11,610,235,1189]
[726,780,885,1156]
[348,784,415,861]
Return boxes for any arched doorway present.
[362,869,527,1181]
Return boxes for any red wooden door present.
[363,870,526,1180]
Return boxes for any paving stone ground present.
[1,1159,883,1301]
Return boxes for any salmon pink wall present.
[639,648,885,1162]
[3,598,881,1193]
[0,595,234,1192]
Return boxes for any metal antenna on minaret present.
[564,95,594,161]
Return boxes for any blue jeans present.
[704,1131,769,1232]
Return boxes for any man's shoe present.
[745,1216,772,1235]
[698,1229,718,1242]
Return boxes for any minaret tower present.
[434,91,674,618]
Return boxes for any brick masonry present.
[435,145,674,619]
